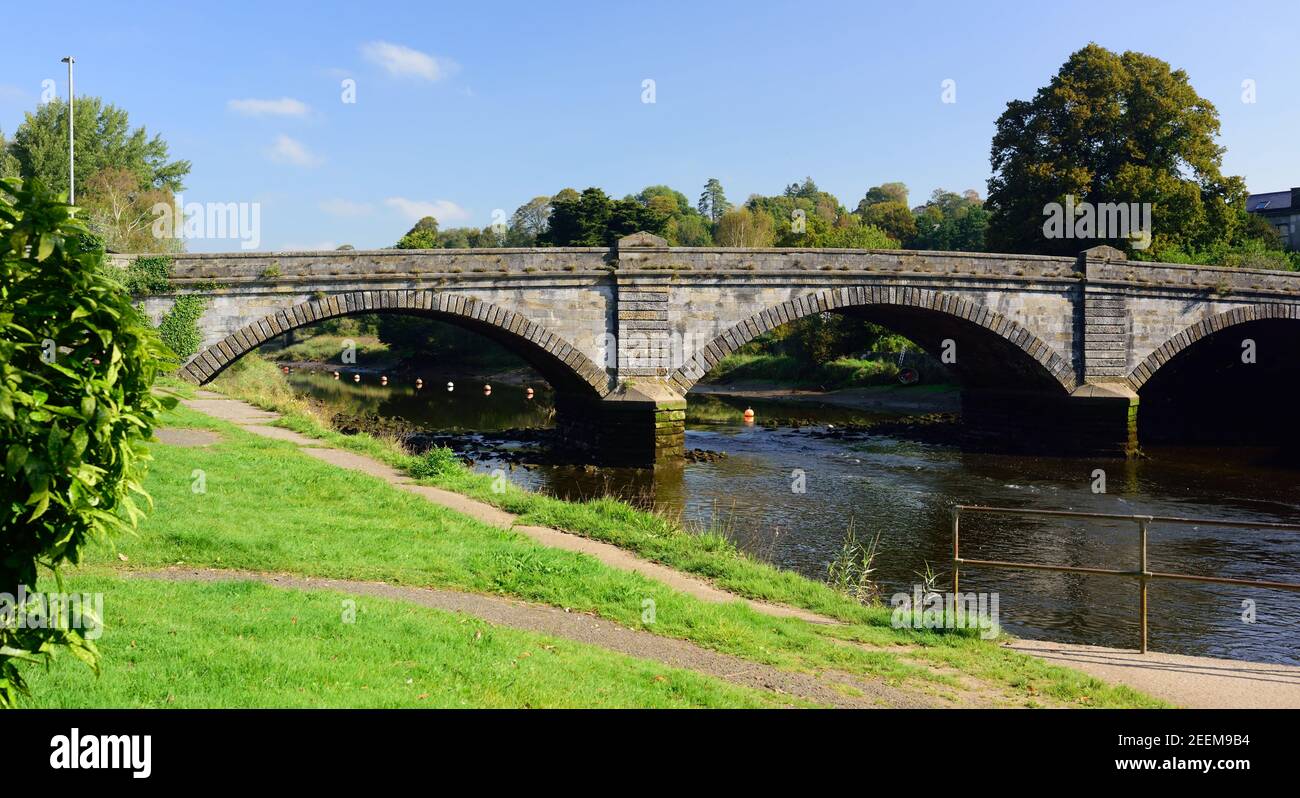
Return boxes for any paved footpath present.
[1005,639,1300,709]
[176,390,1300,709]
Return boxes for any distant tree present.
[715,207,774,247]
[666,213,712,246]
[857,182,909,211]
[396,216,440,249]
[638,185,691,216]
[698,178,731,224]
[911,189,989,252]
[10,96,190,198]
[80,167,177,253]
[608,197,669,242]
[986,44,1246,257]
[507,196,551,245]
[858,200,916,245]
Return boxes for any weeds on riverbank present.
[825,521,881,605]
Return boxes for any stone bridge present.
[127,233,1300,465]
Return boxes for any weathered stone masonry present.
[121,234,1300,465]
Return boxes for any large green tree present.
[986,44,1246,258]
[9,96,191,198]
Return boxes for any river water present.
[287,369,1300,665]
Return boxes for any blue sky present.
[2,0,1296,251]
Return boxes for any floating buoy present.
[743,407,755,422]
[525,387,534,399]
[353,374,361,383]
[483,384,492,396]
[415,378,423,389]
[282,366,290,374]
[380,375,388,385]
[332,371,340,380]
[447,381,455,392]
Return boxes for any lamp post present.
[61,56,75,204]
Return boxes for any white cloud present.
[319,198,373,217]
[268,135,322,167]
[384,197,469,224]
[228,97,311,116]
[361,41,457,81]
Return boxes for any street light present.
[61,56,75,204]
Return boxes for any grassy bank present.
[705,353,901,389]
[264,334,392,367]
[183,355,1164,708]
[24,574,790,708]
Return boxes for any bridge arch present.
[1127,304,1300,390]
[670,286,1077,394]
[1129,304,1300,446]
[178,290,611,397]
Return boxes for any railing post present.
[951,507,961,598]
[1138,517,1150,654]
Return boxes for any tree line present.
[396,178,988,253]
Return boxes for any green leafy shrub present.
[0,177,174,707]
[122,255,172,296]
[409,446,462,479]
[157,295,207,361]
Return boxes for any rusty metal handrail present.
[951,504,1300,654]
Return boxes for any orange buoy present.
[743,407,755,422]
[483,384,492,396]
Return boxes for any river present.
[286,368,1300,665]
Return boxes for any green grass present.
[197,355,1165,707]
[706,353,900,389]
[264,334,392,366]
[91,404,935,687]
[21,574,790,708]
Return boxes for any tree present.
[857,182,909,211]
[0,130,19,179]
[911,189,989,252]
[666,213,712,246]
[715,207,774,247]
[396,216,440,249]
[9,96,190,198]
[986,44,1246,257]
[80,167,177,253]
[507,196,551,245]
[858,200,916,245]
[698,178,731,224]
[0,178,173,706]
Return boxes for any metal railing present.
[951,504,1300,654]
